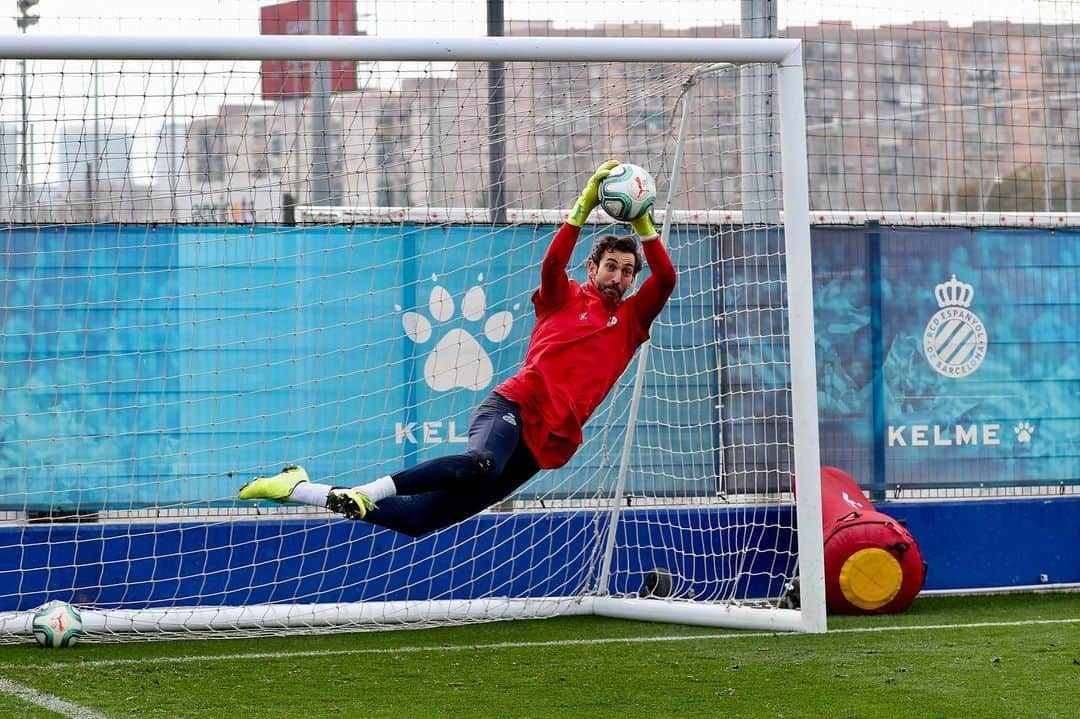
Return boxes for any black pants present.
[363,392,541,537]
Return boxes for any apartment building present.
[10,19,1079,222]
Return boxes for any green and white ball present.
[598,163,657,221]
[32,601,84,648]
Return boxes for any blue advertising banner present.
[0,223,701,509]
[1,224,1076,511]
[814,225,1079,489]
[0,224,550,509]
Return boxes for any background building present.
[57,124,135,185]
[5,18,1080,221]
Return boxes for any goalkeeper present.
[238,160,677,536]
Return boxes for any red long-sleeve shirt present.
[496,223,677,469]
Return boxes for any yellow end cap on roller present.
[839,547,903,610]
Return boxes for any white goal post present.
[0,34,825,639]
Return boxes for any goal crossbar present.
[0,34,802,64]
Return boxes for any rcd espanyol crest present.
[923,274,988,378]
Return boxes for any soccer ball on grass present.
[598,163,657,222]
[32,601,84,648]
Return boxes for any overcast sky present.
[1,0,1076,36]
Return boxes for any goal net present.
[0,35,823,641]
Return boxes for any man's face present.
[587,249,638,301]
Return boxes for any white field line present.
[1,616,1078,673]
[0,677,109,719]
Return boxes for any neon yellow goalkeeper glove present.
[567,159,621,227]
[631,212,657,238]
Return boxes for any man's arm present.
[536,159,620,309]
[630,213,677,325]
[536,222,580,307]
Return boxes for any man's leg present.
[325,391,522,522]
[386,392,523,496]
[238,392,528,524]
[363,439,541,537]
[317,392,525,521]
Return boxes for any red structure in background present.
[817,466,927,614]
[260,0,358,101]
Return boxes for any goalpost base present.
[1,597,812,638]
[591,597,810,632]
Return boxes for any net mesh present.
[0,45,809,641]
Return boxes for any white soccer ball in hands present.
[32,601,84,648]
[598,163,657,222]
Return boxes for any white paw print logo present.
[398,275,515,392]
[1013,421,1036,444]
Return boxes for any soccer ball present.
[598,163,657,222]
[32,601,84,648]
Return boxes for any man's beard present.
[599,282,623,300]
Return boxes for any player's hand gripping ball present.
[598,163,657,222]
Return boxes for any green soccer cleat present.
[238,465,309,503]
[325,488,377,520]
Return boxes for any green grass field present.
[0,592,1077,719]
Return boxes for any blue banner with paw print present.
[1,223,1076,511]
[0,223,626,509]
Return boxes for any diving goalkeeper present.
[238,160,677,536]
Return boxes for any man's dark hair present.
[588,234,644,275]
